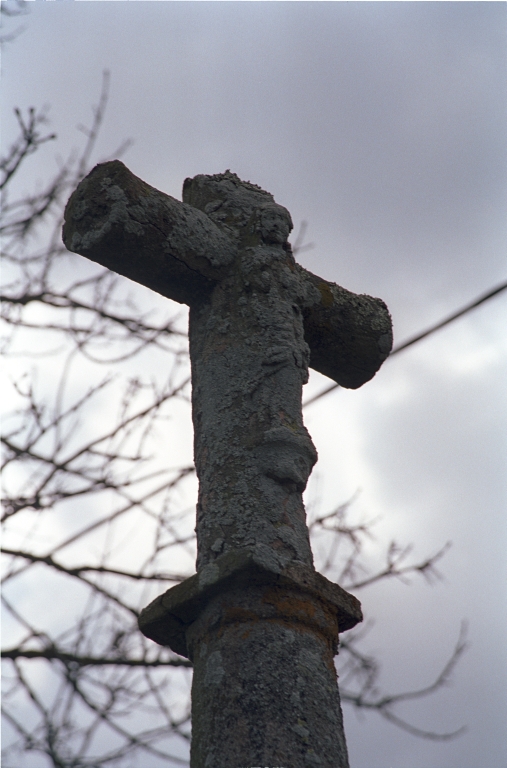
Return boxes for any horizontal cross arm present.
[62,161,237,306]
[300,268,393,389]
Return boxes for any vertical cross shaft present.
[186,172,317,574]
[63,161,392,767]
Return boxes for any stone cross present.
[63,161,392,768]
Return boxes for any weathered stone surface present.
[139,549,360,767]
[63,162,392,388]
[63,162,392,768]
[63,160,235,306]
[139,548,362,658]
[189,598,350,768]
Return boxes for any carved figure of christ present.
[63,161,392,768]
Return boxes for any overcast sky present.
[2,3,506,767]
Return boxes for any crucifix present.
[63,161,392,768]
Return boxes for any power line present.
[303,280,507,408]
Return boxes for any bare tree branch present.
[340,622,468,740]
[2,648,191,668]
[2,77,467,766]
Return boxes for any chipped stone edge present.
[138,548,362,659]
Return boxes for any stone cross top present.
[63,161,392,768]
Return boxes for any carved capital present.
[138,548,362,659]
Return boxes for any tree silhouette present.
[1,77,468,768]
